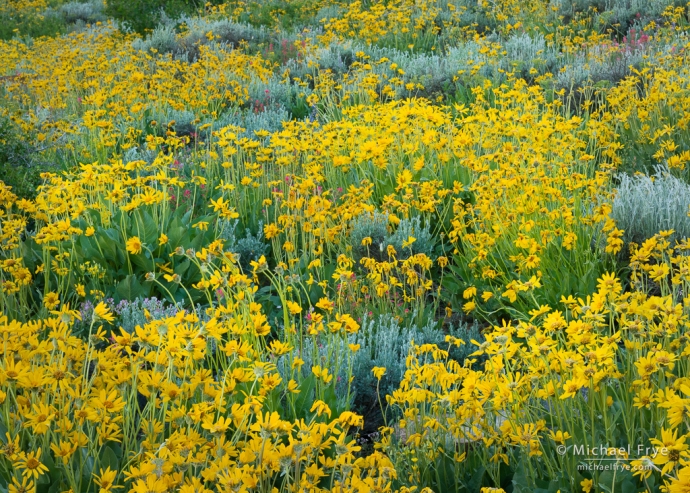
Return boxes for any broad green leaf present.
[116,274,144,301]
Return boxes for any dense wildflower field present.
[3,0,690,492]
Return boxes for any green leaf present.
[293,375,316,419]
[166,223,187,249]
[323,383,346,416]
[139,211,159,246]
[181,208,194,226]
[98,228,125,265]
[598,470,616,492]
[441,275,461,294]
[116,275,144,301]
[79,236,104,263]
[38,451,57,486]
[466,465,486,492]
[130,253,153,272]
[620,479,637,493]
[266,388,282,413]
[512,455,530,492]
[174,258,191,277]
[99,445,120,472]
[82,455,94,480]
[46,473,63,493]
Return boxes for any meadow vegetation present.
[2,0,690,492]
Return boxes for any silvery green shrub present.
[167,109,198,138]
[348,313,481,406]
[352,314,481,419]
[364,41,493,98]
[241,106,291,136]
[287,39,494,101]
[213,105,291,141]
[133,17,269,60]
[246,75,310,114]
[285,43,355,80]
[131,24,180,56]
[388,216,435,259]
[314,5,343,25]
[350,211,391,262]
[59,1,106,25]
[114,297,183,333]
[276,312,483,423]
[350,211,435,261]
[502,33,559,80]
[122,146,157,166]
[219,219,270,273]
[612,166,690,245]
[555,43,645,92]
[178,17,270,59]
[552,0,670,31]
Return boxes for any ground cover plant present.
[2,0,690,492]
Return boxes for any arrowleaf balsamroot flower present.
[92,302,115,323]
[14,449,48,480]
[126,236,143,255]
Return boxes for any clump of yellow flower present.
[2,1,690,492]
